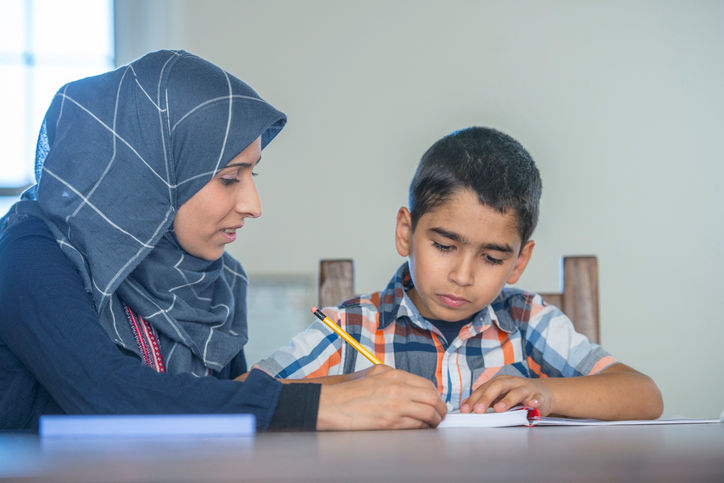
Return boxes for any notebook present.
[438,407,722,429]
[39,414,256,438]
[439,407,540,428]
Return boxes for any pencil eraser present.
[311,306,318,313]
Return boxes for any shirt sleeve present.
[253,308,346,379]
[522,295,617,377]
[0,216,319,431]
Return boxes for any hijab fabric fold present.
[0,50,286,375]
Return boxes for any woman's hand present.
[316,365,447,430]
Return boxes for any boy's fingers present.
[464,376,529,413]
[462,389,491,413]
[526,394,544,409]
[460,398,473,413]
[493,386,531,412]
[472,379,511,413]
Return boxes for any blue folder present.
[39,414,256,438]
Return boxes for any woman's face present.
[173,137,262,260]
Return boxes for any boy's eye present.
[432,241,453,253]
[483,254,504,265]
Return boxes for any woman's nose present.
[235,179,262,219]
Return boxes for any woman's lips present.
[221,229,237,243]
[438,294,469,308]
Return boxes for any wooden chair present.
[538,256,599,344]
[319,259,355,312]
[318,256,600,343]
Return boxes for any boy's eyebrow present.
[429,227,514,253]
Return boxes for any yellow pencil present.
[311,307,382,365]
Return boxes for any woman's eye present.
[219,177,240,186]
[432,241,453,252]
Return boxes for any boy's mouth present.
[438,294,469,308]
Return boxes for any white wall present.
[116,0,724,418]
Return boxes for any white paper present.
[438,408,722,429]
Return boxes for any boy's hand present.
[461,375,553,415]
[316,365,447,430]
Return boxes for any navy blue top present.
[0,215,319,432]
[426,316,475,346]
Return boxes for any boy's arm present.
[461,362,663,420]
[248,307,378,381]
[462,296,663,420]
[544,362,663,419]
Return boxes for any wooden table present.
[1,423,722,482]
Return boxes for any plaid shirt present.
[255,263,616,409]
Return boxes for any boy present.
[255,127,663,420]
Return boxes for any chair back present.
[539,256,599,343]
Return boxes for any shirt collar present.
[377,262,515,334]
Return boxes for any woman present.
[0,50,445,431]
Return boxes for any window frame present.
[0,0,115,200]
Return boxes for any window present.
[0,0,114,214]
[245,276,316,366]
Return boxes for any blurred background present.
[2,0,722,418]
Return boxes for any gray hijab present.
[0,50,286,375]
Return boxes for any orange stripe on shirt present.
[374,312,386,364]
[527,356,549,378]
[432,333,445,396]
[473,367,501,388]
[306,348,342,378]
[455,352,464,407]
[497,330,515,364]
[589,355,617,374]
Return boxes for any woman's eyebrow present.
[220,156,262,170]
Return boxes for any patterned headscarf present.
[0,50,286,375]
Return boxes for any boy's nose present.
[450,255,475,286]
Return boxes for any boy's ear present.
[506,240,535,285]
[395,207,413,257]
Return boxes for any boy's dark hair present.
[409,127,542,246]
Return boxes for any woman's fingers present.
[316,367,446,430]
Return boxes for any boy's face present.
[395,188,534,322]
